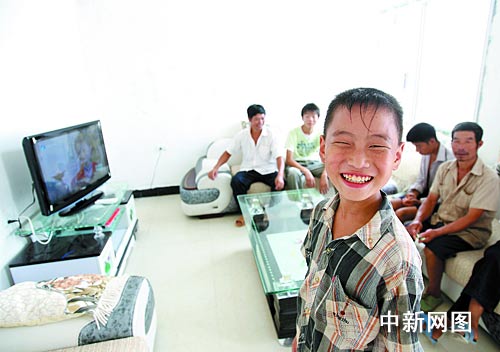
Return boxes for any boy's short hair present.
[247,104,266,119]
[324,88,404,143]
[301,103,320,117]
[452,121,483,142]
[406,122,437,143]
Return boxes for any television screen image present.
[23,121,111,216]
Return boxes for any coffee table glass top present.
[238,189,325,295]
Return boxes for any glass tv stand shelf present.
[16,185,129,237]
[10,184,138,284]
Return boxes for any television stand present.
[59,191,104,217]
[9,187,138,284]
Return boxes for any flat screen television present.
[22,120,111,217]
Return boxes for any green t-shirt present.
[285,126,321,161]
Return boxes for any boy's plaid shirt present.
[296,193,424,351]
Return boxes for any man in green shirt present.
[285,103,330,194]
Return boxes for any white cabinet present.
[9,194,138,284]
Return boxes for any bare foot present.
[469,298,483,342]
[235,215,245,227]
[432,328,444,341]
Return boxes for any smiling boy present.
[293,88,424,351]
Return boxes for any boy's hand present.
[406,221,423,239]
[319,172,330,194]
[303,169,316,188]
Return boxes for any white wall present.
[0,0,101,288]
[0,0,498,289]
[477,0,500,166]
[74,0,407,190]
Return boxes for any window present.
[378,0,493,135]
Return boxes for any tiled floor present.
[125,194,499,352]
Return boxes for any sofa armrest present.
[182,172,234,215]
[195,158,230,185]
[196,171,231,191]
[181,168,197,191]
[181,158,231,192]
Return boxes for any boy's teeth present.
[343,174,372,183]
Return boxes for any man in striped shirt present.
[293,88,424,351]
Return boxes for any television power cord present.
[7,183,36,229]
[149,146,164,188]
[7,183,53,245]
[18,215,53,245]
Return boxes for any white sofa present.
[180,138,275,217]
[0,275,156,352]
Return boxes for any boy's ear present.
[320,135,326,163]
[393,142,405,170]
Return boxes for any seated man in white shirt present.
[208,104,285,226]
[391,122,454,222]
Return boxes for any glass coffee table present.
[238,189,325,340]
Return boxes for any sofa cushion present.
[248,182,272,194]
[0,275,156,352]
[0,274,125,328]
[0,281,76,328]
[445,250,485,287]
[445,221,500,286]
[390,146,421,192]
